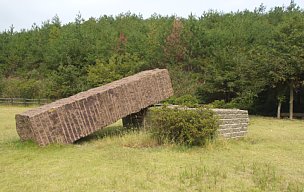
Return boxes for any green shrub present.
[209,100,226,108]
[148,106,219,146]
[208,99,240,109]
[1,78,47,99]
[166,94,199,107]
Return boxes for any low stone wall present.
[16,69,173,146]
[212,109,249,138]
[145,106,249,139]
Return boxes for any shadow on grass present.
[3,126,141,148]
[74,125,140,144]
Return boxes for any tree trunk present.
[289,82,294,120]
[277,101,282,119]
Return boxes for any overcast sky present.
[0,0,303,31]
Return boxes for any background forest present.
[0,2,303,116]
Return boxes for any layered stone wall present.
[16,69,173,146]
[212,109,249,138]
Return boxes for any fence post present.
[0,98,50,106]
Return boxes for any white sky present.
[0,0,303,31]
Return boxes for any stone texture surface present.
[212,109,249,138]
[16,69,173,146]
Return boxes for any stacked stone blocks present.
[212,109,249,138]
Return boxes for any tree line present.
[0,2,303,117]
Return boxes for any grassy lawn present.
[0,106,304,192]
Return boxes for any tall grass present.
[0,106,304,191]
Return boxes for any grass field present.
[0,106,304,192]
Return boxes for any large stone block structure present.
[16,69,173,146]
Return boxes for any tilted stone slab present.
[16,69,173,146]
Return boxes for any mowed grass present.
[0,106,304,192]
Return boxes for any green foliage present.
[208,100,240,109]
[47,64,86,99]
[1,78,20,98]
[166,94,199,107]
[168,66,202,97]
[209,100,226,108]
[0,2,303,115]
[149,106,218,146]
[208,92,257,110]
[87,59,122,87]
[0,78,3,96]
[230,93,257,110]
[1,78,46,98]
[87,53,144,87]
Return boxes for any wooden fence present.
[0,98,51,106]
[280,113,304,119]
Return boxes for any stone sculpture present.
[16,69,173,146]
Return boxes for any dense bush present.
[1,78,46,98]
[208,97,257,110]
[166,94,199,107]
[148,106,219,146]
[208,100,227,108]
[208,99,239,109]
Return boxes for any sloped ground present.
[0,106,303,192]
